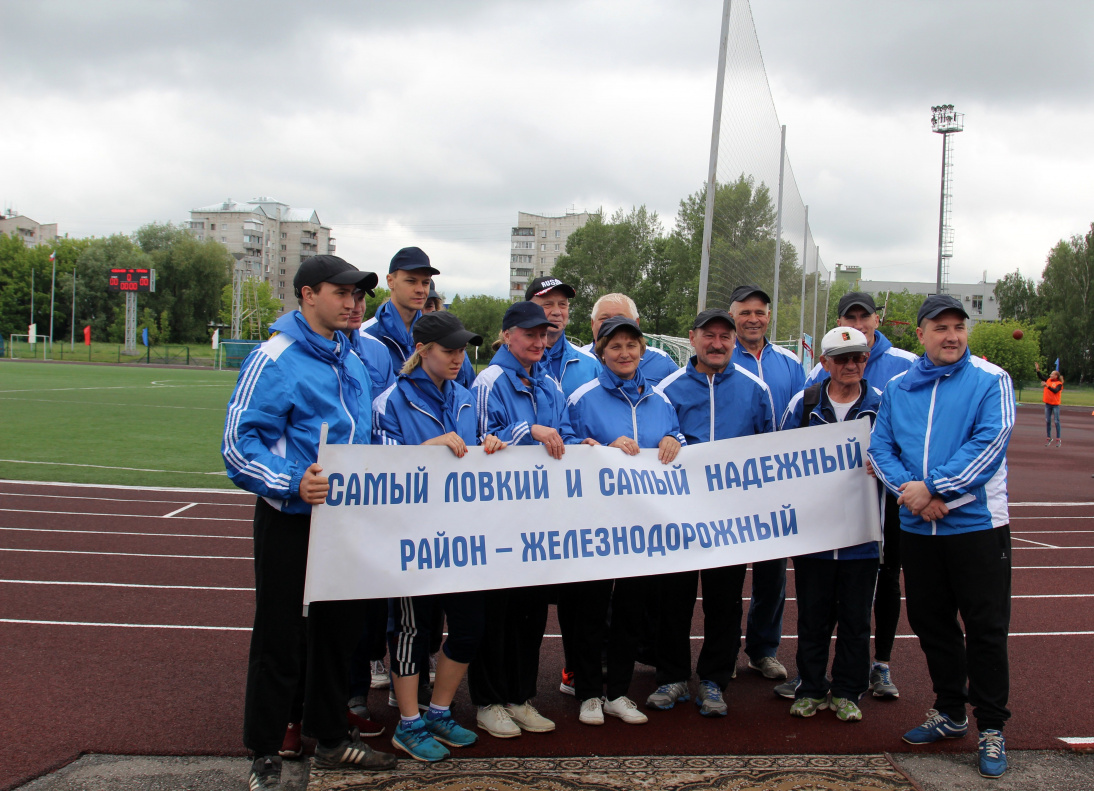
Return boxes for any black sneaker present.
[313,733,398,771]
[249,755,281,790]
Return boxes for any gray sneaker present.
[773,676,801,700]
[870,663,899,698]
[748,656,788,679]
[696,680,728,717]
[645,681,690,710]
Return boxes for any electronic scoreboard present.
[108,268,155,293]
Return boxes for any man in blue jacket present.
[868,294,1015,779]
[803,291,917,700]
[364,247,475,389]
[526,276,601,398]
[648,308,775,717]
[728,285,804,681]
[223,255,397,788]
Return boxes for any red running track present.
[1,404,1092,789]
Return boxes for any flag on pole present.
[48,251,56,263]
[211,328,220,349]
[1055,358,1060,371]
[142,327,149,347]
[83,326,91,346]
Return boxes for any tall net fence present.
[700,0,832,362]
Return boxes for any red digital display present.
[108,268,153,293]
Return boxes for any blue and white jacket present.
[222,311,372,514]
[730,338,805,427]
[782,380,883,560]
[580,342,680,387]
[804,330,917,390]
[544,335,601,398]
[868,349,1015,536]
[364,301,475,389]
[350,327,396,395]
[567,367,685,448]
[471,345,577,446]
[655,358,775,444]
[372,366,477,447]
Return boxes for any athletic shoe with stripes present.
[902,709,968,744]
[249,755,281,790]
[312,734,397,770]
[696,680,728,717]
[978,729,1008,778]
[869,663,899,699]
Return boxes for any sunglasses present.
[830,353,867,365]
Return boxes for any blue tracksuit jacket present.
[868,349,1015,536]
[364,300,476,389]
[222,311,372,514]
[566,367,685,448]
[350,327,396,395]
[543,335,601,398]
[655,358,775,444]
[730,338,804,428]
[471,345,577,446]
[372,366,477,447]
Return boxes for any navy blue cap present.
[294,255,377,298]
[692,308,735,331]
[917,294,969,325]
[389,246,440,275]
[838,291,877,316]
[596,316,642,342]
[503,301,557,331]
[413,311,482,347]
[729,284,771,306]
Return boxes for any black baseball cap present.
[389,246,440,275]
[729,284,771,305]
[503,301,557,331]
[596,316,642,342]
[413,311,482,348]
[917,294,970,325]
[294,255,377,298]
[837,291,877,317]
[692,308,735,331]
[525,276,576,300]
[427,280,442,302]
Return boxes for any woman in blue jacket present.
[372,311,504,763]
[563,316,685,727]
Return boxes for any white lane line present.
[1013,517,1094,520]
[0,526,248,540]
[1013,530,1094,533]
[163,503,198,518]
[0,492,251,507]
[0,397,222,411]
[1013,538,1062,548]
[1059,737,1094,747]
[0,548,248,560]
[0,619,248,631]
[0,460,227,476]
[0,383,230,394]
[0,479,248,495]
[1010,502,1094,507]
[0,508,249,522]
[0,579,252,591]
[1014,565,1094,569]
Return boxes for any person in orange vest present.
[1035,362,1063,447]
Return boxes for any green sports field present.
[0,361,239,489]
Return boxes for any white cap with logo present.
[820,326,870,357]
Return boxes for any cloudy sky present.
[3,0,1091,299]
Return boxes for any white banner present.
[303,417,881,605]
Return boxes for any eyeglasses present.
[829,353,867,365]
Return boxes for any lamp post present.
[931,104,964,295]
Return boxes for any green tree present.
[968,321,1039,389]
[875,289,925,354]
[994,270,1040,323]
[75,234,154,343]
[447,293,509,365]
[364,288,390,322]
[218,280,283,340]
[1037,225,1094,382]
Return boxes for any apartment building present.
[189,197,335,312]
[509,210,590,301]
[0,209,58,248]
[859,277,1000,325]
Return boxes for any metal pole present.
[798,205,809,342]
[936,132,947,294]
[822,258,831,334]
[30,268,34,327]
[697,0,733,312]
[771,124,786,339]
[71,268,76,351]
[49,257,56,349]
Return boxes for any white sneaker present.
[476,704,521,738]
[505,702,555,732]
[603,695,648,724]
[748,656,788,679]
[370,659,390,689]
[579,697,604,725]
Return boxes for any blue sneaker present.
[978,730,1007,778]
[902,709,969,744]
[424,709,478,747]
[392,718,450,762]
[695,680,728,717]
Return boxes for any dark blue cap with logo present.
[596,316,643,342]
[389,246,440,275]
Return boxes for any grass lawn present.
[0,360,239,489]
[1016,382,1094,407]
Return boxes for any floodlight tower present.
[931,104,964,294]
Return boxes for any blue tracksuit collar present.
[400,366,460,432]
[269,311,364,416]
[899,347,971,391]
[598,365,648,402]
[373,300,420,357]
[684,357,737,385]
[543,336,568,380]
